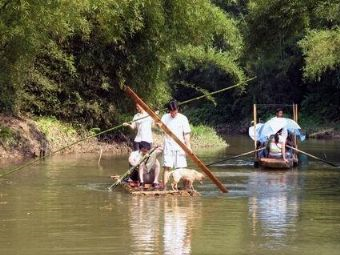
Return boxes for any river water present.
[1,136,340,255]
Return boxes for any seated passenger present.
[128,141,161,188]
[285,132,296,160]
[257,141,268,158]
[267,129,288,162]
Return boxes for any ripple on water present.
[76,183,112,192]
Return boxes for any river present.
[1,136,340,254]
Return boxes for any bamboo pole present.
[108,146,159,190]
[292,104,297,149]
[295,104,299,149]
[253,104,257,158]
[206,147,265,166]
[295,104,298,123]
[291,104,299,150]
[286,145,338,167]
[178,77,256,106]
[124,85,228,193]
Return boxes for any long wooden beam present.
[124,86,228,193]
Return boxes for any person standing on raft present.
[160,100,192,190]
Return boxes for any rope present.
[206,147,265,166]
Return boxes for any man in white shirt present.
[273,108,288,142]
[128,141,161,189]
[161,100,191,190]
[124,104,154,150]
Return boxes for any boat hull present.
[258,157,295,169]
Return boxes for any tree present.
[299,1,340,79]
[0,0,245,128]
[0,0,89,112]
[298,0,340,121]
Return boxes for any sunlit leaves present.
[299,29,340,80]
[312,1,340,28]
[298,0,340,80]
[174,45,245,84]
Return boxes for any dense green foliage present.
[0,0,244,128]
[1,0,340,130]
[219,0,340,123]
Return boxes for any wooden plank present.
[124,85,228,193]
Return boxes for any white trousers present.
[163,150,187,168]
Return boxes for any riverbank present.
[0,115,131,160]
[0,115,227,160]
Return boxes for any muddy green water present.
[1,136,340,255]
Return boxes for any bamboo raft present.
[111,176,200,196]
[122,183,200,196]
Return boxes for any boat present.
[250,103,303,170]
[111,176,200,197]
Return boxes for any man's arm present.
[281,142,288,162]
[123,121,136,129]
[182,115,191,151]
[184,133,191,151]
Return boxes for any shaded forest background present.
[1,0,340,132]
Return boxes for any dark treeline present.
[1,0,339,129]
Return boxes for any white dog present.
[168,168,204,191]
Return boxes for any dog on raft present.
[167,168,205,191]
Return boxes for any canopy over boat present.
[249,117,305,143]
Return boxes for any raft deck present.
[111,176,200,196]
[121,182,200,196]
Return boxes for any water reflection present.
[248,170,300,247]
[129,197,162,254]
[163,198,197,255]
[128,197,201,255]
